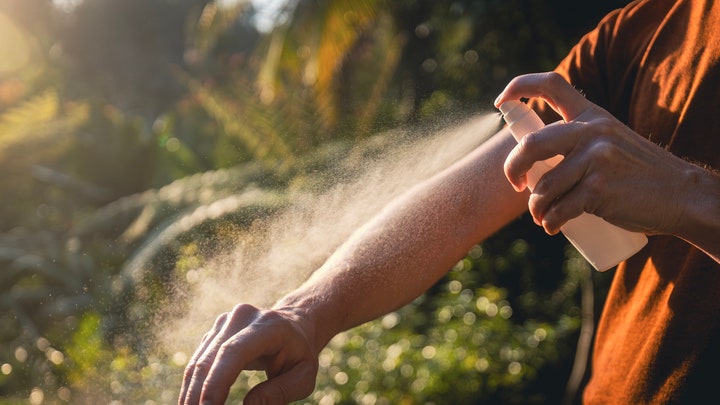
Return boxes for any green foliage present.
[0,90,89,227]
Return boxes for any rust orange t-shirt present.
[534,0,720,403]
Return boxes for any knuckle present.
[257,310,290,331]
[587,138,616,164]
[546,200,566,220]
[511,132,542,171]
[543,211,562,232]
[507,74,524,88]
[193,355,215,376]
[216,312,229,323]
[182,361,197,380]
[533,168,552,191]
[217,335,243,356]
[545,71,567,87]
[229,303,258,323]
[527,193,543,216]
[211,312,229,331]
[593,116,615,132]
[583,171,608,196]
[546,200,577,229]
[201,330,213,344]
[518,130,540,152]
[231,303,256,316]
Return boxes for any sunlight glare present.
[0,13,31,76]
[218,0,290,32]
[52,0,83,13]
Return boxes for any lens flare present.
[0,13,31,76]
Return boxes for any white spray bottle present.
[498,100,647,271]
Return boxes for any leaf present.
[0,89,58,146]
[256,0,381,132]
[185,74,295,165]
[0,89,89,163]
[188,2,251,63]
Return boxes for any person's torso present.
[549,0,720,403]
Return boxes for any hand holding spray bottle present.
[498,100,647,271]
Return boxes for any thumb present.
[243,381,290,405]
[243,363,317,405]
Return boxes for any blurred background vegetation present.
[0,0,631,403]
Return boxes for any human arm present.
[495,72,720,263]
[178,124,530,405]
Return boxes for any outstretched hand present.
[494,72,693,237]
[178,304,319,405]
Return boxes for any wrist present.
[675,163,720,258]
[272,291,339,355]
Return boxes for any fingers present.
[179,312,228,404]
[179,304,260,405]
[503,120,571,191]
[198,319,294,404]
[243,360,318,405]
[178,304,319,405]
[196,327,262,404]
[494,72,592,121]
[512,142,591,234]
[528,165,590,234]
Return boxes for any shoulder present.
[543,0,678,121]
[567,0,677,85]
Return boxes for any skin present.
[496,72,720,262]
[179,72,720,405]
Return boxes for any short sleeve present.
[529,0,675,124]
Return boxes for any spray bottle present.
[498,100,647,271]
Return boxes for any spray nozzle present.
[498,100,532,127]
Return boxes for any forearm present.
[274,129,528,351]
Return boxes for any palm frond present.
[0,90,88,162]
[186,75,295,166]
[120,187,287,284]
[188,1,251,63]
[312,0,379,130]
[72,162,283,241]
[255,0,381,135]
[0,90,58,137]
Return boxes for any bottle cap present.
[498,100,529,126]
